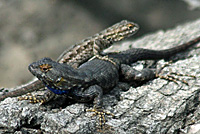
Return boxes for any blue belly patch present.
[46,85,70,95]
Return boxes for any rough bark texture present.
[0,19,200,134]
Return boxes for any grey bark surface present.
[0,19,200,134]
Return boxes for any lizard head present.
[104,20,139,42]
[28,57,85,94]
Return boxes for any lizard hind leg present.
[120,62,196,86]
[120,64,156,82]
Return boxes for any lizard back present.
[57,20,139,68]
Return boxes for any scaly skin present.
[24,36,200,127]
[0,20,139,101]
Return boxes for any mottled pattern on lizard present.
[0,20,139,101]
[57,20,139,68]
[26,36,200,126]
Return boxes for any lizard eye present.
[127,24,134,29]
[39,64,52,72]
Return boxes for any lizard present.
[0,20,139,102]
[22,35,200,126]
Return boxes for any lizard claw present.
[156,61,196,85]
[18,91,55,104]
[86,108,114,129]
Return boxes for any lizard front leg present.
[71,85,114,129]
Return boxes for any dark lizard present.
[24,36,200,126]
[0,20,139,102]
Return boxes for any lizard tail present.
[108,36,200,64]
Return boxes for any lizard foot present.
[156,72,196,85]
[156,61,196,85]
[18,93,45,104]
[18,91,55,104]
[86,108,114,129]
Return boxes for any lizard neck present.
[43,63,89,95]
[58,63,88,83]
